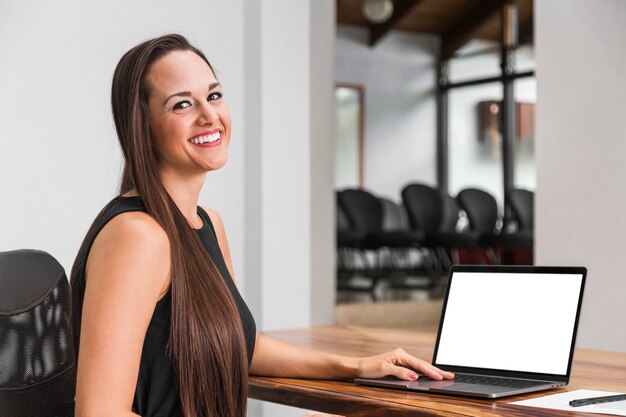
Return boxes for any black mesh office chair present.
[0,249,76,417]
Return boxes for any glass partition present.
[335,85,364,189]
[448,82,504,210]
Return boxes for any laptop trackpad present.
[355,376,539,397]
[355,376,457,390]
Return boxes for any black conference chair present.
[402,184,479,276]
[457,188,532,264]
[456,188,502,264]
[336,196,373,298]
[456,188,499,235]
[506,188,535,261]
[337,189,425,297]
[441,192,463,232]
[509,188,534,232]
[0,249,76,417]
[379,197,432,295]
[380,197,409,232]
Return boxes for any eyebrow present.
[162,82,221,106]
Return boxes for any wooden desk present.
[249,326,626,416]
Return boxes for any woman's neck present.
[123,171,207,229]
[156,170,207,229]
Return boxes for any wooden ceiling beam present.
[440,0,508,60]
[369,0,427,46]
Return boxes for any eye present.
[173,100,192,112]
[207,92,223,101]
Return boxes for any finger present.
[384,361,420,381]
[397,353,455,380]
[421,363,455,380]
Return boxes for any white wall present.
[335,26,439,201]
[0,0,246,287]
[536,0,626,353]
[309,0,336,331]
[242,0,335,328]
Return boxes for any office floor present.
[334,298,444,333]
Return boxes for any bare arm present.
[203,207,454,383]
[75,212,171,417]
[249,334,453,381]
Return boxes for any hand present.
[354,348,455,381]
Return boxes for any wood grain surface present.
[249,325,626,416]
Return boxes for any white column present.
[243,0,335,415]
[535,0,626,353]
[309,0,337,328]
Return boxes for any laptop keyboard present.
[454,374,549,389]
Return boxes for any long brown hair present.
[110,34,246,417]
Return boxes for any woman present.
[71,34,453,417]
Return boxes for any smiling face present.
[146,50,231,179]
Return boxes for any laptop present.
[355,265,587,398]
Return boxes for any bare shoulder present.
[201,206,223,227]
[93,211,170,265]
[97,210,168,247]
[87,211,171,299]
[201,206,227,237]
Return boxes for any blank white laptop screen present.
[435,271,584,376]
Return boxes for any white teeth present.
[191,132,220,144]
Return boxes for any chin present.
[205,155,228,171]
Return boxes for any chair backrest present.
[401,183,443,233]
[509,189,534,231]
[440,191,461,232]
[456,188,499,234]
[337,189,384,233]
[336,192,352,232]
[379,198,409,231]
[0,249,76,417]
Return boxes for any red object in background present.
[456,247,533,265]
[508,248,533,265]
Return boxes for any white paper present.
[510,390,626,416]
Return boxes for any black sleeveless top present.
[71,196,256,417]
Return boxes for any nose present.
[197,101,219,125]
